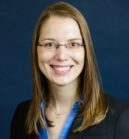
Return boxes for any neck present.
[48,81,79,111]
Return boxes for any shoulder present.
[106,95,129,139]
[12,100,31,121]
[14,100,31,114]
[106,95,129,122]
[10,100,32,139]
[11,99,31,125]
[106,95,129,109]
[74,95,129,138]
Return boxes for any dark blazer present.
[10,96,129,139]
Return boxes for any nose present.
[54,45,68,61]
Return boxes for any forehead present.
[39,16,82,41]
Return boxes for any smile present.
[50,65,73,76]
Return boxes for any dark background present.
[0,0,129,138]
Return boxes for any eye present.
[44,42,55,48]
[68,42,80,48]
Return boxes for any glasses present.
[37,41,85,50]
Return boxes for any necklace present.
[48,105,70,119]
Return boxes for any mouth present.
[50,65,73,76]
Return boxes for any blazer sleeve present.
[10,101,31,139]
[115,106,129,139]
[10,103,23,139]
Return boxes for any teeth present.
[53,66,71,71]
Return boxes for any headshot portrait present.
[0,1,129,139]
[10,1,129,139]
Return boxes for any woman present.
[11,2,129,139]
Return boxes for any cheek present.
[72,49,85,63]
[37,48,54,63]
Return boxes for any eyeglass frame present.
[37,40,85,50]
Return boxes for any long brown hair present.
[25,2,108,135]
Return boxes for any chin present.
[50,77,78,86]
[52,81,70,86]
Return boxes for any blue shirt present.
[39,101,79,139]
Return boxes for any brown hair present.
[25,2,108,135]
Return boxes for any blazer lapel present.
[67,115,83,139]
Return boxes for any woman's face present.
[37,16,85,86]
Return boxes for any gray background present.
[0,0,129,138]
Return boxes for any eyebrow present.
[68,38,83,41]
[39,38,82,42]
[39,38,55,42]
